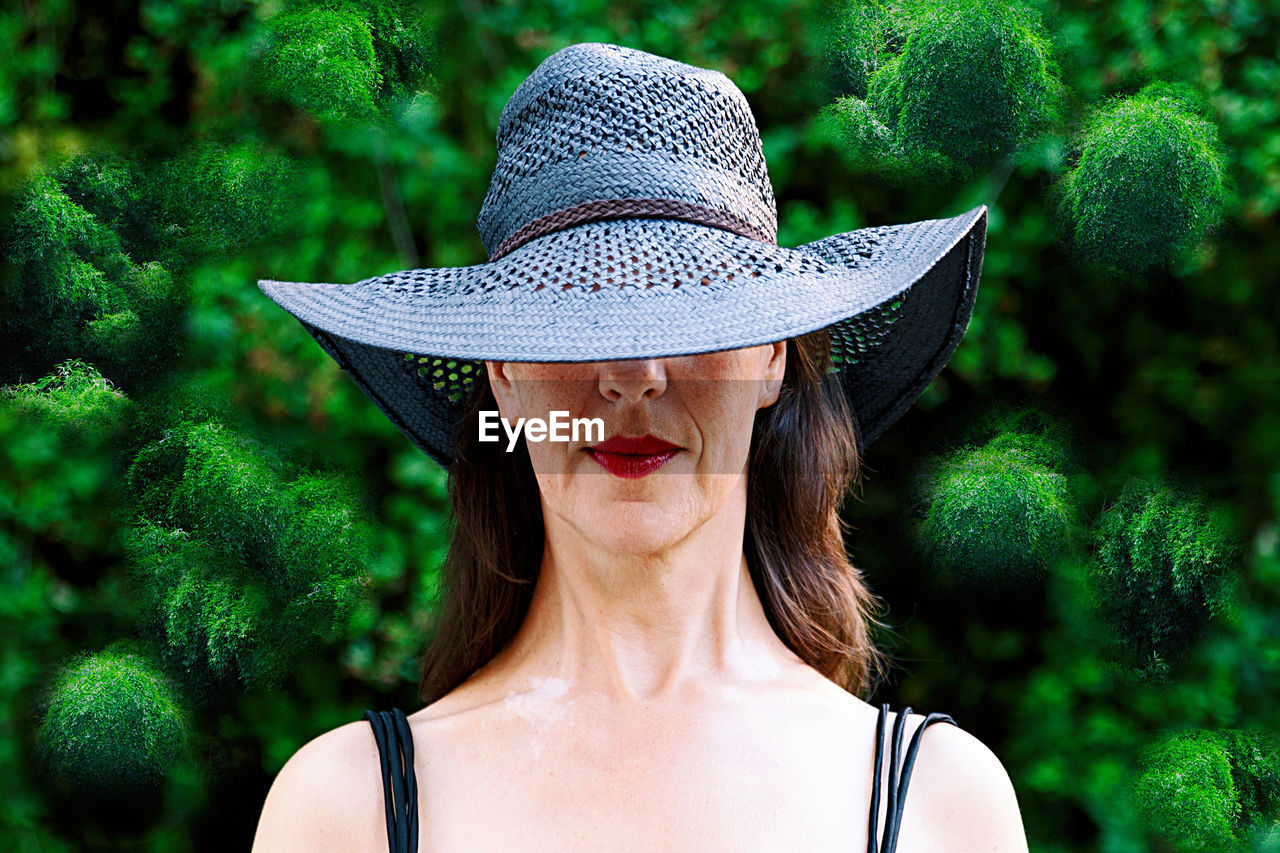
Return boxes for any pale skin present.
[253,343,1029,852]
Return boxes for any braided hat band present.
[257,42,988,468]
[488,198,773,261]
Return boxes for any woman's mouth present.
[585,434,681,479]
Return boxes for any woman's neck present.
[487,479,801,704]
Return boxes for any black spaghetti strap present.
[364,708,419,853]
[867,703,957,853]
[867,704,887,853]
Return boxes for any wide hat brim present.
[258,205,987,469]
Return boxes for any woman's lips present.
[586,434,680,478]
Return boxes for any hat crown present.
[476,42,778,259]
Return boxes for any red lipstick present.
[586,434,680,478]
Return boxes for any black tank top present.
[364,703,956,853]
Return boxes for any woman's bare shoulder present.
[892,711,1029,853]
[251,718,387,853]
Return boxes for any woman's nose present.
[598,358,667,403]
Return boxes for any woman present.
[252,42,1026,852]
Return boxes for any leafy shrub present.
[912,429,1076,591]
[820,0,895,98]
[1059,81,1229,273]
[1,174,143,382]
[1135,729,1280,850]
[254,0,437,124]
[149,140,301,260]
[0,360,136,553]
[38,647,189,798]
[347,0,439,99]
[1089,477,1238,667]
[1223,730,1280,830]
[820,0,1062,180]
[123,420,373,692]
[257,6,383,123]
[0,143,293,388]
[0,155,186,384]
[1134,729,1241,850]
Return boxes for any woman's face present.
[485,344,786,556]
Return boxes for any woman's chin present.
[576,498,695,555]
[537,464,730,555]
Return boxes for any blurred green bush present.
[1059,81,1229,274]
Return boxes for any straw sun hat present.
[258,42,988,469]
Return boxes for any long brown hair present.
[418,330,887,703]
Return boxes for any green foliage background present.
[1,0,1278,849]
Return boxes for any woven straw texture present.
[257,42,988,469]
